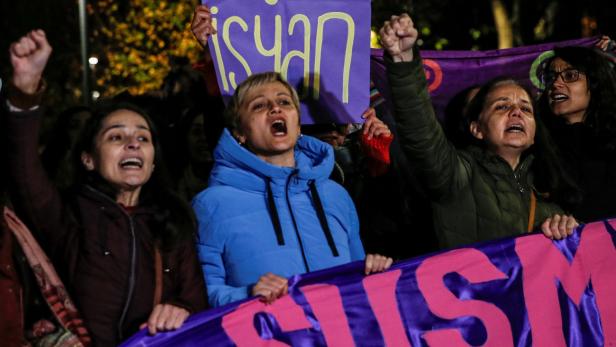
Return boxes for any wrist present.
[391,50,414,62]
[8,79,46,110]
[12,74,43,95]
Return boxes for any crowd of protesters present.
[1,5,615,346]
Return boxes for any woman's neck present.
[564,111,585,124]
[116,188,141,207]
[258,151,296,168]
[492,147,522,170]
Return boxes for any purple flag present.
[371,37,597,121]
[206,0,371,124]
[122,218,616,346]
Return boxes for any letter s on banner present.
[416,248,513,347]
[515,221,616,347]
[221,295,311,347]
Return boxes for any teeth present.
[551,94,568,101]
[120,158,143,167]
[506,125,524,132]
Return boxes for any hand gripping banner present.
[122,218,616,346]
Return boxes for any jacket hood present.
[208,129,334,195]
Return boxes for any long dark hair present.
[465,77,582,210]
[538,46,616,152]
[73,100,195,250]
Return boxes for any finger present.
[157,305,175,332]
[140,322,147,330]
[192,6,211,24]
[13,39,32,57]
[365,254,374,275]
[557,216,567,239]
[259,288,275,304]
[550,214,562,239]
[167,307,186,330]
[361,107,376,119]
[265,273,288,288]
[30,30,51,54]
[374,125,391,138]
[163,307,179,330]
[19,36,35,54]
[384,257,394,271]
[172,309,189,330]
[541,218,553,239]
[372,255,385,272]
[148,304,163,335]
[363,116,375,135]
[192,22,212,36]
[565,215,577,235]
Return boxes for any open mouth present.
[550,93,569,103]
[271,119,288,136]
[120,157,143,169]
[505,124,525,133]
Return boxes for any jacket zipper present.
[84,185,138,342]
[284,170,310,272]
[117,216,136,341]
[513,162,527,194]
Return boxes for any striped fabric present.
[3,207,91,346]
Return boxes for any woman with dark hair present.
[379,14,579,248]
[538,46,616,221]
[5,30,207,346]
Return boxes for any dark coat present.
[5,108,207,346]
[386,54,563,248]
[548,121,616,222]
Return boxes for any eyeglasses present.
[542,68,583,86]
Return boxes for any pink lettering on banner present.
[416,248,513,347]
[362,270,412,347]
[515,220,616,347]
[221,295,312,347]
[301,284,355,347]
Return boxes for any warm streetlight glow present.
[88,56,99,65]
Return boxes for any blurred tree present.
[88,0,201,96]
[491,0,513,48]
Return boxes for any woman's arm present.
[380,15,472,201]
[4,31,75,257]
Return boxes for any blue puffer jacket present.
[193,129,364,307]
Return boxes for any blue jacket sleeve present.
[192,197,251,307]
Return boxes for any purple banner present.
[206,0,371,124]
[123,218,616,346]
[371,37,597,121]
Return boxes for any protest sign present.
[207,0,371,124]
